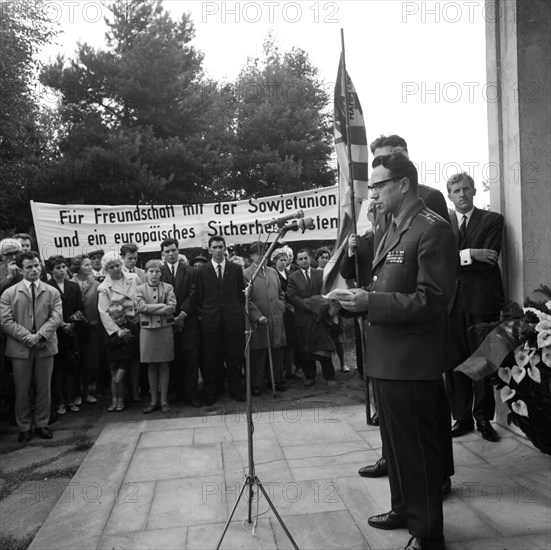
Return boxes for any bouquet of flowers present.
[492,286,551,454]
[457,286,551,455]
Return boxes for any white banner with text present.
[31,186,370,258]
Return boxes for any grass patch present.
[0,530,38,550]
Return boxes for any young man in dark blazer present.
[195,235,246,405]
[160,238,202,408]
[445,172,505,442]
[340,152,457,550]
[287,249,336,387]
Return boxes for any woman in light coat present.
[98,252,141,402]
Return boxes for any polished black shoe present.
[368,510,407,530]
[204,395,217,406]
[451,419,474,438]
[359,457,388,478]
[230,392,246,402]
[34,427,53,440]
[18,431,32,443]
[441,477,452,498]
[477,420,500,442]
[370,411,379,426]
[404,534,446,550]
[252,386,261,396]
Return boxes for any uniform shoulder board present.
[418,209,440,224]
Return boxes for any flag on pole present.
[322,54,369,293]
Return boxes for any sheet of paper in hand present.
[323,288,355,301]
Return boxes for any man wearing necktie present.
[121,243,147,284]
[287,249,336,387]
[445,172,505,443]
[159,238,203,408]
[195,236,246,405]
[0,251,62,443]
[339,152,457,550]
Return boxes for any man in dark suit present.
[340,152,457,550]
[195,235,246,405]
[160,238,202,408]
[287,249,336,387]
[1,251,62,443]
[342,135,454,484]
[445,172,504,442]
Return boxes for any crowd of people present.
[0,132,507,550]
[0,234,349,440]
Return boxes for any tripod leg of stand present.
[255,476,299,549]
[265,325,277,399]
[216,476,249,550]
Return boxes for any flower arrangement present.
[490,286,551,455]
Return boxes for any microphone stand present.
[216,223,299,550]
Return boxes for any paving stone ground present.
[1,341,550,550]
[0,343,365,549]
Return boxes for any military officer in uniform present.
[339,152,457,550]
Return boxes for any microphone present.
[281,218,315,233]
[265,210,304,228]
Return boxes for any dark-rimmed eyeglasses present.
[367,176,403,191]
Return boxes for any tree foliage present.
[0,0,58,232]
[0,0,337,230]
[39,0,233,205]
[226,36,335,199]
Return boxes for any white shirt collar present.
[455,208,474,226]
[212,258,226,272]
[23,278,38,290]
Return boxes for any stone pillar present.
[486,0,551,303]
[486,0,551,433]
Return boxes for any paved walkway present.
[27,405,550,550]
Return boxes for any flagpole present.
[339,29,373,425]
[340,29,358,235]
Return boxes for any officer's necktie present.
[171,264,175,284]
[303,269,310,286]
[381,221,397,251]
[217,264,222,287]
